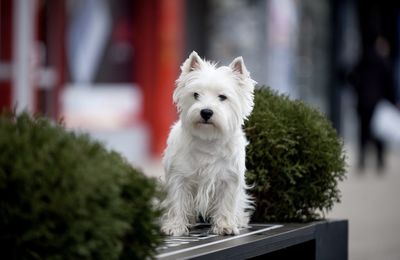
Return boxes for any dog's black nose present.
[200,109,213,121]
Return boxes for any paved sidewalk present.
[328,145,400,260]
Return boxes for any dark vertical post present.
[184,0,208,57]
[46,0,66,119]
[0,0,13,110]
[329,0,343,133]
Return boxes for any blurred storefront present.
[1,0,399,162]
[0,0,183,163]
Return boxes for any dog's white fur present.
[161,51,256,236]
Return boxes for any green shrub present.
[0,112,162,260]
[245,87,346,222]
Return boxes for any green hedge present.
[245,87,346,222]
[0,112,162,260]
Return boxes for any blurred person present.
[349,36,396,172]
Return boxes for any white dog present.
[161,51,256,236]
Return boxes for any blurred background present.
[1,0,400,259]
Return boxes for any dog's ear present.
[181,51,202,74]
[229,57,250,78]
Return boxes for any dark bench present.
[156,219,348,260]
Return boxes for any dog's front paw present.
[211,224,239,236]
[161,225,189,236]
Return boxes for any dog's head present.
[174,51,256,140]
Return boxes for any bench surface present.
[156,219,348,260]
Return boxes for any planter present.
[156,219,348,260]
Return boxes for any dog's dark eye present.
[194,92,199,100]
[218,95,227,101]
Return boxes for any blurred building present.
[0,0,183,163]
[1,0,399,163]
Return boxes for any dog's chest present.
[184,139,240,178]
[188,148,227,174]
[188,154,237,217]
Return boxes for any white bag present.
[371,100,400,145]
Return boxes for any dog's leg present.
[211,178,240,235]
[235,187,252,228]
[161,176,194,236]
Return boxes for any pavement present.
[327,144,400,260]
